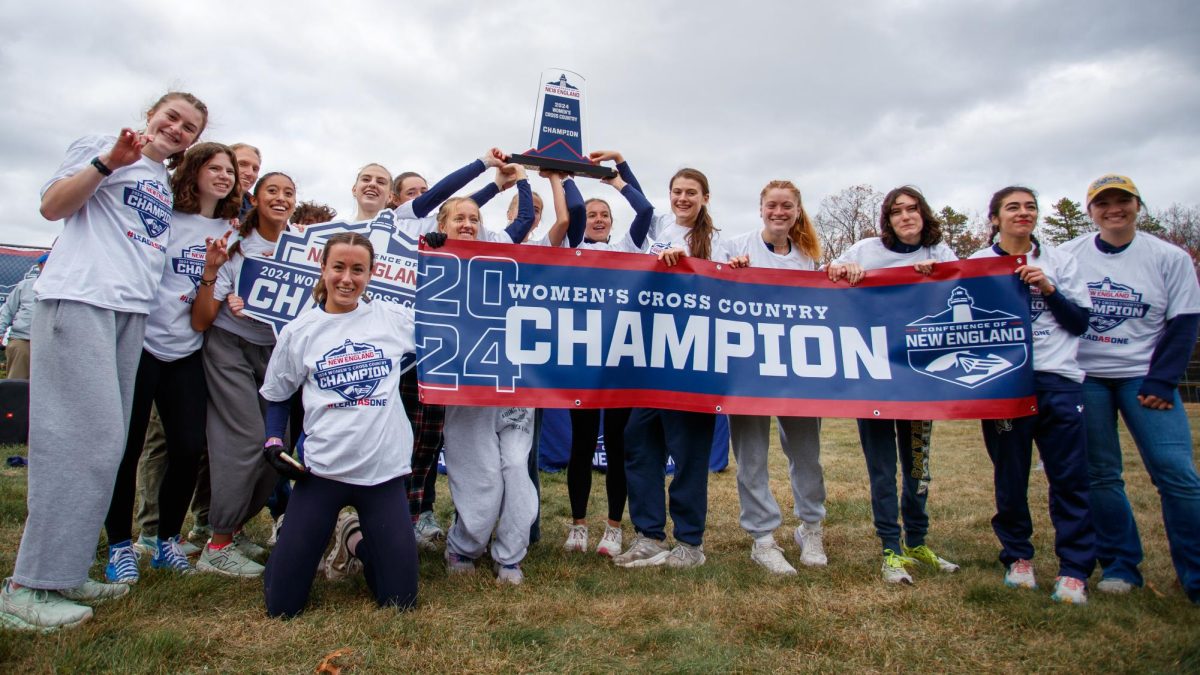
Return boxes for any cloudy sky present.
[2,0,1197,247]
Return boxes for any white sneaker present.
[794,522,828,567]
[59,579,131,603]
[494,562,524,585]
[1096,577,1134,594]
[324,512,363,581]
[882,549,914,585]
[133,534,158,558]
[596,525,623,558]
[1051,576,1088,604]
[664,542,706,569]
[267,515,285,547]
[612,534,670,568]
[751,539,797,576]
[444,550,476,575]
[232,531,265,558]
[1004,559,1037,589]
[414,511,444,551]
[0,580,92,632]
[563,524,588,552]
[197,542,265,578]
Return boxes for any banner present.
[236,211,419,336]
[415,240,1037,420]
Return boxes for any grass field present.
[0,411,1197,673]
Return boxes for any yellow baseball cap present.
[1086,174,1141,207]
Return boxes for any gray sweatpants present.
[13,300,144,589]
[443,406,537,566]
[729,415,826,538]
[202,326,277,535]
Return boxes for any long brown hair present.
[312,232,375,306]
[880,185,943,248]
[169,142,241,219]
[228,172,294,258]
[760,180,820,261]
[147,92,208,171]
[672,168,717,261]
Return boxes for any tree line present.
[813,185,1200,272]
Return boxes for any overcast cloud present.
[1,0,1197,246]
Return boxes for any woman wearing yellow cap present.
[1060,174,1200,604]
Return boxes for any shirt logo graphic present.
[314,340,392,402]
[905,286,1028,389]
[123,179,172,238]
[1085,277,1149,333]
[173,244,208,288]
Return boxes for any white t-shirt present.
[722,230,817,271]
[391,201,439,239]
[144,212,230,361]
[969,243,1091,382]
[833,237,958,270]
[261,301,416,486]
[1059,232,1200,378]
[646,213,726,261]
[213,230,283,345]
[36,135,172,313]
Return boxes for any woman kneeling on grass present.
[260,232,420,618]
[969,186,1096,604]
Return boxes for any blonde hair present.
[760,180,821,261]
[436,197,481,232]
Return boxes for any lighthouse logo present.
[314,340,392,403]
[905,286,1029,389]
[1084,277,1148,333]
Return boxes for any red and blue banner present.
[415,240,1038,420]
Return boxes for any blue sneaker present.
[150,536,194,574]
[105,541,139,584]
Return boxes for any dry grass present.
[0,408,1197,673]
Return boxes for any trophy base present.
[510,154,617,179]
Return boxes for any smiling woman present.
[0,91,208,632]
[102,143,244,584]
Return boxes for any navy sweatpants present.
[982,372,1096,580]
[624,408,715,546]
[263,473,418,618]
[858,419,932,554]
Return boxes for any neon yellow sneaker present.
[881,549,914,584]
[903,544,960,573]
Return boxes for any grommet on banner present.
[715,264,722,270]
[575,250,582,256]
[715,405,723,412]
[574,399,582,406]
[873,410,881,416]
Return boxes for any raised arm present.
[503,166,536,244]
[540,172,573,248]
[191,230,231,331]
[41,130,148,221]
[604,174,655,249]
[562,177,587,248]
[409,148,506,218]
[588,150,643,196]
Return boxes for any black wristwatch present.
[91,156,114,176]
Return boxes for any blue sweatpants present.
[982,372,1096,580]
[624,408,715,547]
[263,473,418,618]
[858,419,932,554]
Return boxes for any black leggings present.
[263,473,418,618]
[105,349,207,543]
[567,408,630,522]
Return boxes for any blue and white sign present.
[236,210,420,336]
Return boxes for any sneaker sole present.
[0,608,92,632]
[596,545,620,558]
[614,550,671,568]
[799,555,828,568]
[1004,580,1037,590]
[1051,593,1087,605]
[195,562,263,578]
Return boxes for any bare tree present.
[1154,203,1200,273]
[814,184,882,265]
